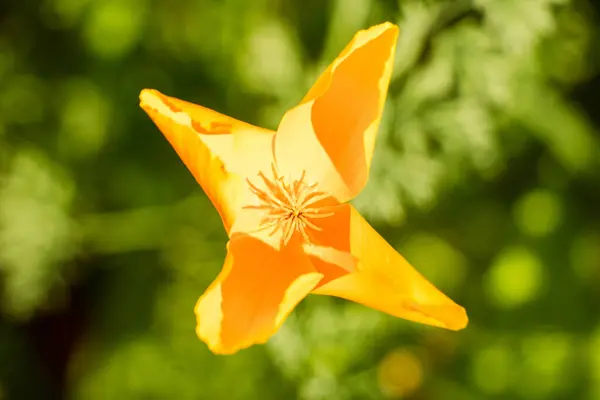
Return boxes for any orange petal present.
[311,205,468,330]
[194,229,323,354]
[301,203,356,286]
[274,23,398,202]
[139,89,275,233]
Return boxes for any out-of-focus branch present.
[79,195,223,254]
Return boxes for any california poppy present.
[140,22,467,354]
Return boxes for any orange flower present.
[139,22,467,354]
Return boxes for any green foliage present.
[1,0,599,398]
[0,149,76,318]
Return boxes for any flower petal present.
[274,23,398,201]
[139,89,274,233]
[310,205,468,330]
[194,229,323,354]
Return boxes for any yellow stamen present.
[244,164,334,245]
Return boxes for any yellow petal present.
[194,229,323,354]
[274,23,398,201]
[139,89,274,233]
[311,205,468,330]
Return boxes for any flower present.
[139,22,468,355]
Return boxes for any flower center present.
[244,164,334,245]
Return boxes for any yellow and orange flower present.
[140,22,467,354]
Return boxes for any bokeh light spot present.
[58,78,111,158]
[484,247,544,308]
[83,0,146,59]
[378,348,424,398]
[513,189,562,237]
[470,342,513,395]
[517,332,574,399]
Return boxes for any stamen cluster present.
[245,165,333,245]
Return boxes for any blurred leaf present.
[0,149,76,318]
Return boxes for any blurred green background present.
[1,0,600,399]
